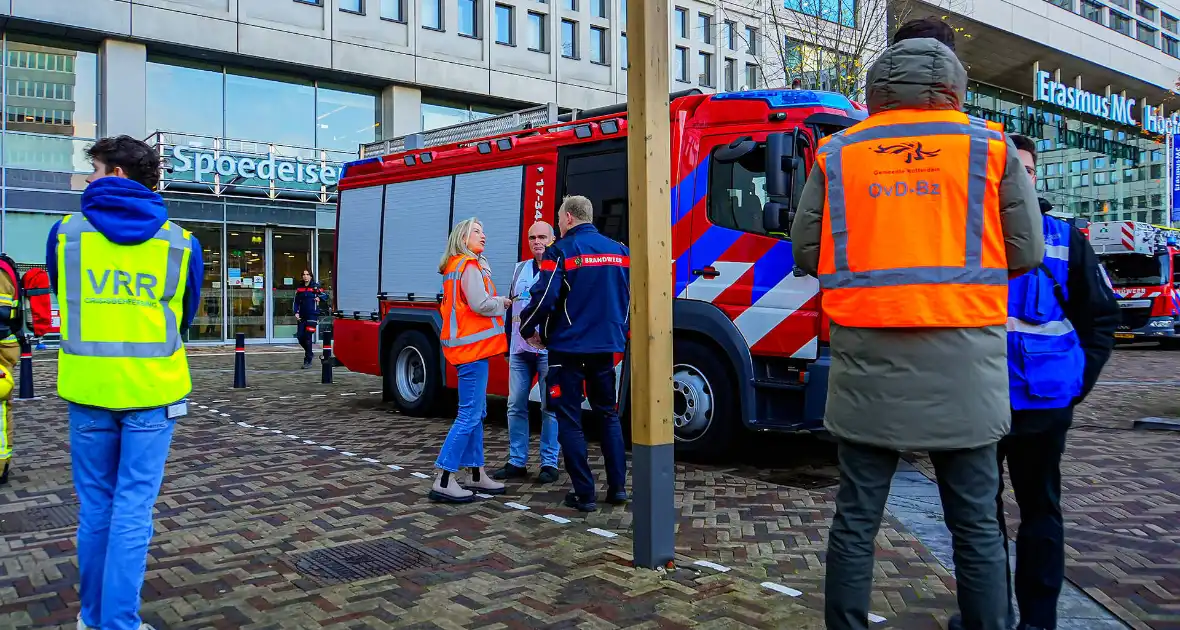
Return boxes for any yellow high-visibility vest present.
[55,214,192,409]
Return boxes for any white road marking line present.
[236,422,251,428]
[410,472,430,479]
[220,414,230,417]
[370,390,382,394]
[387,464,404,471]
[209,409,220,414]
[693,560,731,573]
[198,405,208,409]
[475,493,495,499]
[257,426,270,430]
[362,458,380,463]
[311,394,326,397]
[320,446,336,451]
[247,397,264,401]
[543,514,571,524]
[587,528,617,538]
[340,393,356,397]
[212,399,228,403]
[761,582,802,597]
[280,395,295,399]
[504,502,531,511]
[286,435,300,439]
[341,452,357,457]
[303,440,317,445]
[271,430,284,434]
[868,614,886,624]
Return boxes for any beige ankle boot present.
[428,470,474,503]
[464,466,506,494]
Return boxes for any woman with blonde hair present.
[431,217,512,502]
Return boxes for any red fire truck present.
[332,88,866,458]
[1089,220,1180,345]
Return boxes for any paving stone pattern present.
[1,346,1176,628]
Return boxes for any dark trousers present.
[997,418,1069,630]
[545,351,626,501]
[825,439,1009,630]
[296,319,317,363]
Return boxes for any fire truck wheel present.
[387,329,440,416]
[672,338,734,460]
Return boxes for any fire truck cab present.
[1089,221,1180,344]
[332,88,866,459]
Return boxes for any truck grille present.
[1119,307,1152,331]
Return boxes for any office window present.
[698,13,713,44]
[562,19,578,57]
[745,26,758,54]
[1082,0,1105,23]
[724,20,736,49]
[590,26,607,63]
[674,7,688,38]
[1111,10,1132,35]
[1138,1,1157,21]
[1045,0,1072,9]
[674,46,688,82]
[529,12,548,51]
[1138,22,1157,45]
[591,0,606,18]
[294,0,323,4]
[564,0,576,10]
[1163,12,1178,32]
[698,51,713,86]
[422,0,443,28]
[459,0,479,36]
[339,0,363,12]
[380,0,405,20]
[1165,34,1179,56]
[724,58,736,91]
[1110,0,1130,8]
[1095,171,1109,185]
[496,4,515,44]
[620,32,628,68]
[745,62,758,89]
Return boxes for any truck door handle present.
[692,266,720,278]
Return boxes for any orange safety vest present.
[440,255,508,365]
[816,109,1009,328]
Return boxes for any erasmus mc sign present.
[1034,69,1180,135]
[168,146,340,186]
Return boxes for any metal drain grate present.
[0,502,80,534]
[284,537,449,587]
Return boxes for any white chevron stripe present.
[682,261,753,302]
[791,336,818,358]
[732,274,819,349]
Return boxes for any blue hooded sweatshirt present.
[45,177,204,334]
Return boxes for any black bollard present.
[233,333,247,389]
[17,336,33,400]
[321,331,333,384]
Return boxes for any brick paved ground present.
[1,346,1177,628]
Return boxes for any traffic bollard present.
[233,333,247,388]
[321,331,333,384]
[17,337,33,400]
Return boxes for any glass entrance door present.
[227,226,267,339]
[271,228,313,339]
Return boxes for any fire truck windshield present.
[1101,254,1169,287]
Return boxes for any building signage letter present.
[169,146,340,187]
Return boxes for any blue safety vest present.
[1007,215,1084,410]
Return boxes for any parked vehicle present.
[1089,221,1180,345]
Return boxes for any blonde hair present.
[439,217,485,274]
[559,195,593,223]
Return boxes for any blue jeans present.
[70,403,176,630]
[507,352,559,469]
[435,359,488,472]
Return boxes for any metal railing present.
[360,103,561,158]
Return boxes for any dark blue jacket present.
[45,177,204,334]
[294,282,322,321]
[520,223,629,353]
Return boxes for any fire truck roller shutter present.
[336,186,385,316]
[451,167,525,292]
[381,176,455,299]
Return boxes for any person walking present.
[790,19,1044,630]
[519,196,629,513]
[293,269,322,368]
[491,220,561,484]
[950,135,1117,630]
[46,135,204,630]
[431,217,511,503]
[0,253,21,486]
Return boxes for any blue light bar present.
[712,89,863,117]
[340,157,381,179]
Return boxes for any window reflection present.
[146,58,224,140]
[4,37,98,139]
[225,70,316,147]
[421,98,509,131]
[316,84,379,152]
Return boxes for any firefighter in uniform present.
[790,22,1044,630]
[294,269,322,368]
[0,259,19,485]
[519,195,630,513]
[46,135,203,630]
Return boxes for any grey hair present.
[559,195,594,223]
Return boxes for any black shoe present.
[302,360,312,369]
[491,463,528,481]
[605,488,629,505]
[536,466,559,484]
[563,491,597,513]
[0,461,8,485]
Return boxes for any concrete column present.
[98,39,147,140]
[380,85,423,140]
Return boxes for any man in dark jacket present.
[982,135,1119,630]
[519,195,630,513]
[293,270,322,368]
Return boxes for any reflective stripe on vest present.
[58,218,189,359]
[440,268,507,348]
[439,257,507,364]
[0,400,9,460]
[819,116,1006,290]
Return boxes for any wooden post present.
[626,0,675,569]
